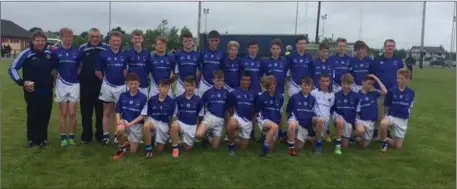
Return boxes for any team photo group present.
[7,26,414,159]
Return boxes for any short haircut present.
[384,39,396,46]
[181,32,193,39]
[248,39,259,47]
[354,40,368,51]
[270,38,283,48]
[213,70,224,79]
[156,36,168,43]
[131,29,143,37]
[362,75,374,82]
[183,76,195,85]
[89,28,100,33]
[319,43,329,50]
[261,75,277,89]
[59,27,73,37]
[241,70,251,77]
[397,68,411,79]
[207,30,220,38]
[296,35,307,43]
[32,31,47,41]
[336,38,347,44]
[319,72,331,80]
[227,41,240,49]
[301,77,313,85]
[158,78,171,86]
[126,72,140,82]
[341,73,354,84]
[109,31,122,39]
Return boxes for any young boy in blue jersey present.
[355,74,387,148]
[125,30,151,96]
[149,36,175,98]
[198,30,224,97]
[226,71,257,155]
[223,41,241,92]
[112,73,148,160]
[351,40,371,93]
[287,35,314,97]
[143,79,175,158]
[287,77,325,155]
[380,68,415,152]
[173,32,200,96]
[330,38,352,93]
[256,75,283,157]
[196,70,230,149]
[170,76,204,158]
[332,74,359,155]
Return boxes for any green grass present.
[1,60,456,188]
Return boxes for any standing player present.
[332,74,359,155]
[143,79,175,157]
[79,28,110,144]
[256,76,283,157]
[380,68,414,152]
[330,38,352,93]
[226,71,257,155]
[351,40,371,93]
[286,77,325,155]
[174,32,201,96]
[170,76,204,157]
[149,36,175,98]
[222,41,241,92]
[195,71,230,148]
[112,73,148,160]
[125,30,151,96]
[95,31,128,145]
[311,72,335,147]
[52,28,81,146]
[312,43,334,92]
[287,35,314,97]
[198,30,224,97]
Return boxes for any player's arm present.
[197,98,204,122]
[8,49,28,86]
[77,49,83,75]
[115,96,124,126]
[286,96,294,118]
[368,74,387,96]
[95,54,105,81]
[50,51,58,82]
[122,54,128,79]
[226,92,234,116]
[383,90,393,108]
[197,54,202,83]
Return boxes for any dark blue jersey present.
[201,87,230,118]
[175,50,201,83]
[96,49,127,86]
[115,91,148,123]
[370,55,404,90]
[357,90,381,121]
[52,46,81,84]
[255,91,284,124]
[332,90,359,124]
[150,53,176,85]
[228,87,257,121]
[147,94,175,123]
[260,56,289,94]
[240,55,262,93]
[287,51,314,87]
[221,56,241,89]
[329,53,352,87]
[200,49,224,85]
[287,93,317,129]
[175,94,204,125]
[351,56,372,85]
[384,86,415,119]
[125,48,151,88]
[311,57,334,91]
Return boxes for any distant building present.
[1,19,32,53]
[409,45,447,60]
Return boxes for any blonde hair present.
[341,73,354,84]
[59,27,73,37]
[397,68,411,79]
[109,31,122,39]
[261,75,277,89]
[131,29,143,37]
[227,41,240,50]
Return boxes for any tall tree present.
[168,26,180,50]
[79,31,89,40]
[29,27,43,33]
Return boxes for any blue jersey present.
[255,92,284,124]
[175,50,201,83]
[351,56,372,85]
[147,95,175,123]
[332,90,359,124]
[357,90,381,121]
[125,48,151,88]
[287,51,314,87]
[228,87,257,121]
[260,57,289,94]
[312,57,334,90]
[175,94,204,125]
[96,49,127,86]
[52,47,81,84]
[115,91,148,123]
[287,93,317,129]
[221,56,241,89]
[330,53,352,87]
[370,55,404,90]
[150,53,176,85]
[201,87,230,118]
[384,86,415,119]
[200,49,224,85]
[240,55,262,93]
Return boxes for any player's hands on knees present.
[24,81,35,92]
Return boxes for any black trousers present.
[80,81,103,142]
[24,92,53,144]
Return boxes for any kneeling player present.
[287,77,325,155]
[143,79,175,158]
[380,68,415,152]
[226,71,257,155]
[113,73,148,160]
[170,76,203,157]
[354,74,387,148]
[256,75,284,157]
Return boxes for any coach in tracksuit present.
[79,28,110,143]
[8,31,57,148]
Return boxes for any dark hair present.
[131,29,143,37]
[270,38,283,48]
[296,35,307,43]
[319,43,329,50]
[241,70,251,78]
[159,78,171,86]
[301,77,313,85]
[213,70,224,79]
[183,76,195,85]
[319,72,331,80]
[32,31,47,41]
[126,73,140,82]
[384,39,396,47]
[248,39,259,47]
[156,36,168,43]
[207,30,220,38]
[354,40,368,51]
[362,75,374,82]
[181,32,193,40]
[336,37,347,44]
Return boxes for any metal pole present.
[294,1,299,35]
[197,1,201,49]
[315,1,321,43]
[322,17,325,38]
[419,1,426,69]
[358,2,364,39]
[450,2,456,60]
[108,1,112,32]
[205,13,208,34]
[304,2,308,34]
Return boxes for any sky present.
[1,1,456,51]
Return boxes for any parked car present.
[47,38,62,51]
[430,57,447,67]
[444,60,456,67]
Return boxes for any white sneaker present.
[113,137,119,145]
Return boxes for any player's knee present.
[116,125,126,135]
[60,108,68,117]
[287,121,297,130]
[380,119,390,129]
[335,117,345,126]
[317,117,325,125]
[144,122,153,130]
[270,123,279,131]
[68,110,76,119]
[355,125,365,135]
[170,122,179,132]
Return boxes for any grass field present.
[1,59,456,188]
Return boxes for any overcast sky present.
[1,1,455,50]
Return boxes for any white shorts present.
[356,119,375,140]
[148,82,174,98]
[201,112,225,137]
[287,119,313,143]
[385,116,408,139]
[55,79,80,103]
[352,84,362,93]
[146,117,169,144]
[124,121,143,143]
[174,120,197,146]
[175,79,197,97]
[333,113,353,138]
[288,80,301,98]
[332,83,342,93]
[198,79,212,97]
[232,114,253,139]
[99,81,126,103]
[257,118,277,141]
[139,87,149,97]
[224,84,235,92]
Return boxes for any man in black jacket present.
[8,31,57,148]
